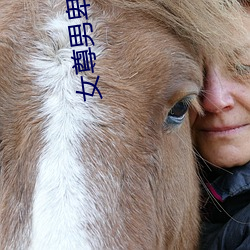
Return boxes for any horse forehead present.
[100,11,203,79]
[96,15,203,104]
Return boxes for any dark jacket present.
[199,161,250,250]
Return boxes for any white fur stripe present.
[29,10,102,249]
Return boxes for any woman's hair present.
[94,0,247,73]
[239,0,250,7]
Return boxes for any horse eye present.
[166,98,189,126]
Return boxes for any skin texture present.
[191,7,250,168]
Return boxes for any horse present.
[0,0,245,249]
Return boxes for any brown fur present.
[0,0,247,249]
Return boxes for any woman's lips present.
[200,124,249,136]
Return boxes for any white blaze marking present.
[29,12,103,249]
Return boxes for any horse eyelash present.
[188,95,203,116]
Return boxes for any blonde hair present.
[94,0,247,71]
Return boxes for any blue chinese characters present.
[66,0,102,102]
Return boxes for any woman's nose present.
[201,66,235,113]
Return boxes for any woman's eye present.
[165,98,190,126]
[235,64,250,76]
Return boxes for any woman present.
[191,3,250,250]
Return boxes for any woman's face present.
[191,8,250,168]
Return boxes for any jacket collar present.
[201,161,250,202]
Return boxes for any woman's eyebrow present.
[236,44,250,57]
